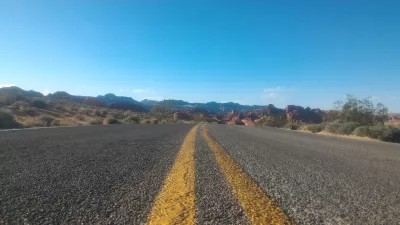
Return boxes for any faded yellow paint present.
[202,125,292,225]
[146,125,198,225]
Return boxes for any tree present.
[332,95,389,126]
[374,103,389,124]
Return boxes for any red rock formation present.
[285,105,323,123]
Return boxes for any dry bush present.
[140,119,151,124]
[38,115,56,127]
[285,122,302,130]
[78,107,93,116]
[51,119,72,127]
[0,109,21,129]
[104,117,120,124]
[89,117,104,125]
[326,122,360,135]
[122,116,140,124]
[74,114,86,121]
[11,101,29,110]
[302,124,325,133]
[22,118,43,127]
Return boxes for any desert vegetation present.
[272,95,399,143]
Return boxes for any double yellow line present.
[146,125,291,225]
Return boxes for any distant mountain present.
[97,93,140,105]
[0,86,44,98]
[140,99,265,113]
[47,91,87,102]
[96,94,147,112]
[47,91,147,112]
[0,86,44,105]
[1,86,266,113]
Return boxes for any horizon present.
[1,1,399,111]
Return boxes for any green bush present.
[353,125,400,143]
[0,109,21,129]
[326,122,360,135]
[304,124,325,133]
[38,115,55,127]
[336,122,360,135]
[104,117,120,124]
[122,116,140,124]
[89,117,104,125]
[352,126,370,137]
[257,116,286,127]
[31,99,48,109]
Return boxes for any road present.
[1,124,399,224]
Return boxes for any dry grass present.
[385,120,400,127]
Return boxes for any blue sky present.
[1,0,399,111]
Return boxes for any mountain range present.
[0,86,265,113]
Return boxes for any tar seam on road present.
[202,125,292,225]
[146,125,198,225]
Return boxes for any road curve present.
[1,124,400,224]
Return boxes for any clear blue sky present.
[1,0,399,111]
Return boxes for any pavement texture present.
[194,128,249,225]
[0,124,193,224]
[1,123,400,224]
[207,124,400,224]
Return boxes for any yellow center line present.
[202,125,292,225]
[146,125,198,225]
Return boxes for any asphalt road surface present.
[1,124,399,224]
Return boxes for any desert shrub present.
[109,111,124,119]
[256,116,286,127]
[11,101,29,110]
[285,122,301,130]
[54,104,67,111]
[151,118,159,124]
[336,122,360,135]
[122,116,140,124]
[94,109,108,117]
[21,107,37,116]
[352,126,370,137]
[79,107,93,116]
[38,115,55,127]
[30,99,48,109]
[0,109,21,129]
[325,121,341,133]
[140,119,151,124]
[89,117,103,125]
[325,122,360,135]
[304,124,325,133]
[353,125,400,142]
[104,117,120,124]
[22,118,42,127]
[51,119,70,127]
[74,114,86,121]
